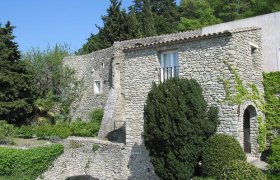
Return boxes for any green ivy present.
[263,72,280,141]
[222,60,266,151]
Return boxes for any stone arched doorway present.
[243,105,257,153]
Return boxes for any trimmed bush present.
[0,144,64,179]
[201,134,246,177]
[268,137,280,179]
[218,160,266,180]
[0,121,15,144]
[144,78,219,180]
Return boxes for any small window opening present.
[101,63,104,68]
[251,46,257,54]
[94,81,101,94]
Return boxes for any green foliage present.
[222,60,266,151]
[0,21,38,124]
[89,108,104,124]
[0,121,14,144]
[144,78,219,180]
[34,123,71,139]
[92,144,100,152]
[268,137,280,179]
[218,160,266,180]
[0,144,64,180]
[201,134,246,177]
[23,44,82,123]
[15,125,33,138]
[263,72,280,140]
[177,0,221,31]
[70,120,100,137]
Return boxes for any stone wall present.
[63,47,113,120]
[120,28,263,178]
[62,27,264,179]
[202,12,280,72]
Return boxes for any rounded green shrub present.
[218,160,266,180]
[201,134,246,177]
[144,78,219,180]
[268,136,280,179]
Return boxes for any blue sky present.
[1,0,180,53]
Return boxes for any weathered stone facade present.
[63,47,113,120]
[61,27,264,179]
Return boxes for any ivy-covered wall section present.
[263,71,280,141]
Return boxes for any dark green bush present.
[144,78,219,180]
[0,144,64,180]
[0,121,15,144]
[16,125,34,138]
[268,136,280,179]
[218,160,266,180]
[201,134,246,177]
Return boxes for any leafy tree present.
[178,0,221,31]
[23,44,82,123]
[144,78,219,179]
[0,21,38,124]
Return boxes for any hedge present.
[0,144,64,180]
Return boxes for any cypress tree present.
[144,78,219,179]
[0,21,37,124]
[141,0,157,37]
[150,0,179,34]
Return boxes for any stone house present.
[64,27,264,179]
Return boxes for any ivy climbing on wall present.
[263,72,280,142]
[222,60,267,151]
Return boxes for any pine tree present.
[0,21,37,124]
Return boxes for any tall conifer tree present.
[141,0,157,37]
[0,21,37,124]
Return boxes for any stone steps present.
[246,154,267,171]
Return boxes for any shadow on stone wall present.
[127,143,159,180]
[107,126,126,143]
